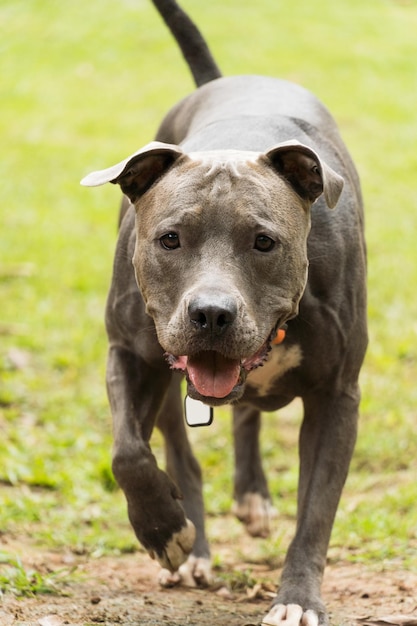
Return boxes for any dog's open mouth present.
[165,332,274,402]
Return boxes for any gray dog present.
[81,1,367,624]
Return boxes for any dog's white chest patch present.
[247,343,302,396]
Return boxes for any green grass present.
[1,0,417,596]
[0,552,77,597]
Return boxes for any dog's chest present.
[247,343,302,397]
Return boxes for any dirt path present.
[1,534,416,626]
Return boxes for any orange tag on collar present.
[272,328,286,345]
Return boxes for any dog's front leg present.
[262,388,359,626]
[156,378,212,587]
[107,345,195,572]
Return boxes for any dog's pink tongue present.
[187,352,241,399]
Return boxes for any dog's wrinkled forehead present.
[174,150,280,203]
[149,149,293,217]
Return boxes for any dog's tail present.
[151,0,222,87]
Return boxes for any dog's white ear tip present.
[80,176,91,187]
[80,172,110,187]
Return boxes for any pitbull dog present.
[81,1,367,624]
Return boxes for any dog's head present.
[82,141,343,405]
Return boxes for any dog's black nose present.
[188,294,237,335]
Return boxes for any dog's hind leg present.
[156,377,212,587]
[232,404,276,538]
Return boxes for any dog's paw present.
[232,493,276,538]
[149,518,196,572]
[261,604,320,626]
[178,555,212,587]
[159,555,212,588]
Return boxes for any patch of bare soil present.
[1,533,417,626]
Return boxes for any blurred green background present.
[1,0,417,589]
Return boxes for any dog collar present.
[272,327,286,345]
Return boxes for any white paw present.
[159,555,212,588]
[158,568,181,587]
[232,493,276,538]
[178,555,212,587]
[262,604,319,626]
[149,518,196,572]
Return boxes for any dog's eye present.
[160,232,180,250]
[254,234,275,252]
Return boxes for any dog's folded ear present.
[81,142,185,203]
[265,140,344,209]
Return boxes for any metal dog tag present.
[184,396,213,427]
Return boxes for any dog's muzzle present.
[165,327,284,404]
